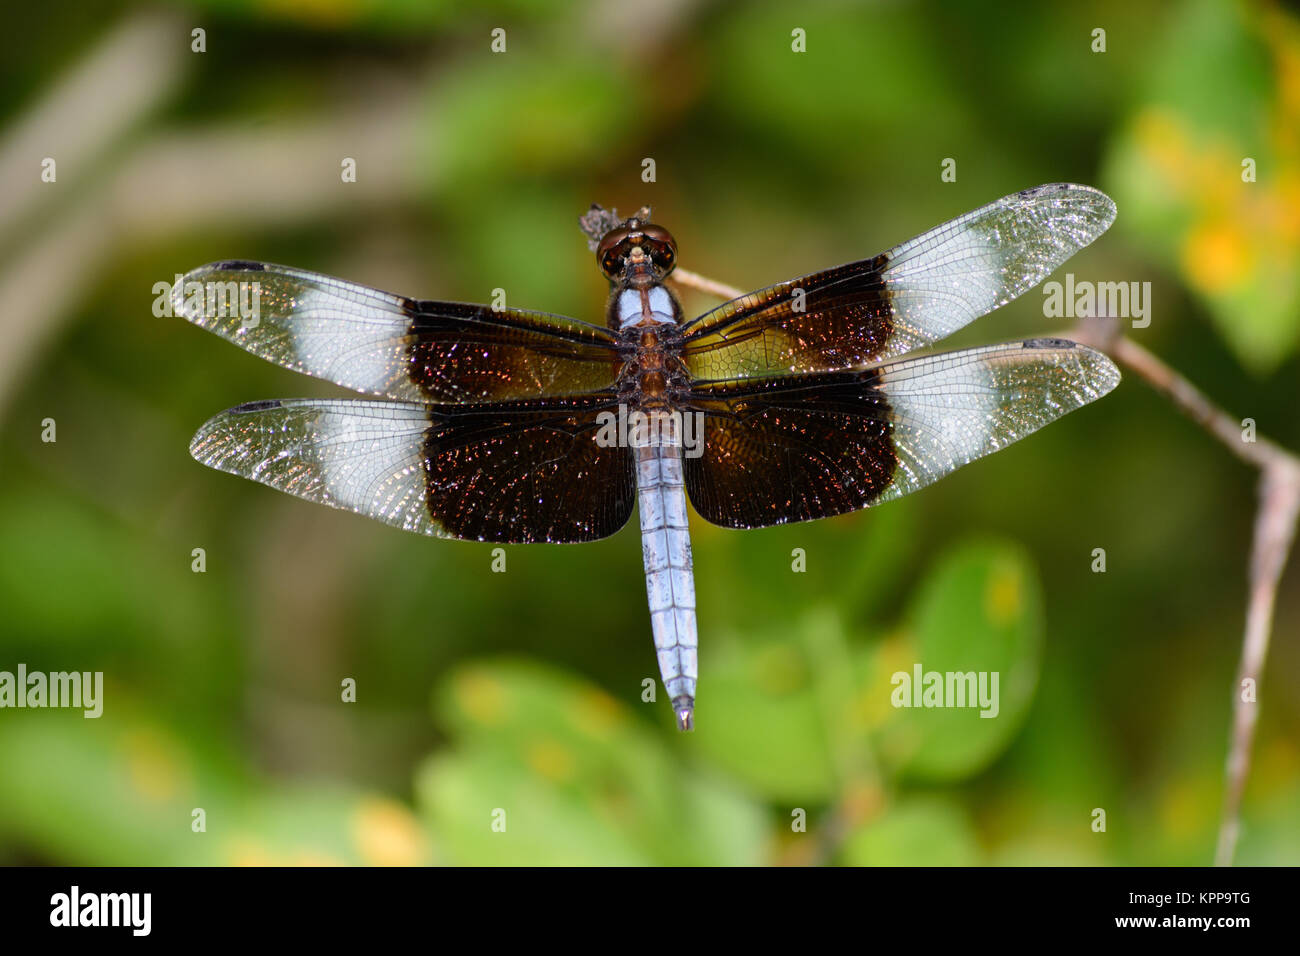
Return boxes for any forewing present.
[173,261,622,402]
[681,184,1116,381]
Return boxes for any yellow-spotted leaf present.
[423,659,768,864]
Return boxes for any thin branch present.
[668,267,743,302]
[1069,318,1291,471]
[1215,460,1300,865]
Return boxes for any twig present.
[1070,318,1292,471]
[1215,460,1300,865]
[667,267,743,302]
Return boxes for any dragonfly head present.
[594,213,678,285]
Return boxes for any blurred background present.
[0,0,1297,866]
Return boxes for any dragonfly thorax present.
[613,286,678,329]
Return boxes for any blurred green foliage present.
[0,0,1297,866]
[1104,0,1300,372]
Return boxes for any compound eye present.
[640,223,675,246]
[596,227,631,276]
[639,224,678,273]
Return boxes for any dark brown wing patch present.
[423,396,635,542]
[685,371,897,528]
[406,301,625,403]
[681,258,892,382]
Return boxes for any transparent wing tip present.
[1028,182,1117,232]
[188,399,290,466]
[1019,337,1122,397]
[171,260,267,324]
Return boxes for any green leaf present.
[682,626,840,804]
[419,659,768,864]
[875,540,1043,781]
[227,787,433,866]
[416,749,650,865]
[840,797,980,866]
[0,703,431,865]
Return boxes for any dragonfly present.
[174,183,1120,732]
